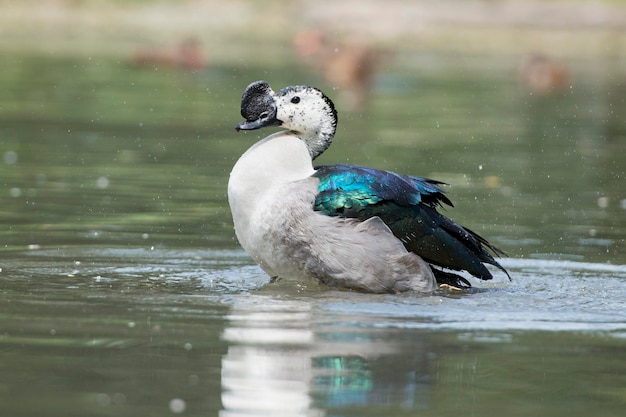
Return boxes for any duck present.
[131,37,209,72]
[292,29,382,111]
[228,80,510,293]
[519,53,569,96]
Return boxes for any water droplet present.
[3,151,17,165]
[96,176,110,189]
[597,196,609,208]
[169,398,186,414]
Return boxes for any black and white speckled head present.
[236,80,337,160]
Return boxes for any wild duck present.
[519,53,569,96]
[228,80,510,293]
[131,37,209,72]
[293,29,382,111]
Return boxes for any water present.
[1,51,625,416]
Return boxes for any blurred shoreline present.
[0,0,624,65]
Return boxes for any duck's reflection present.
[219,296,432,416]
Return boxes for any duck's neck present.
[297,117,336,160]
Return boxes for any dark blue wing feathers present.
[312,164,509,282]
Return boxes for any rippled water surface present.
[1,50,625,416]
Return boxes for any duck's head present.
[236,80,338,160]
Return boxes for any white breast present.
[227,132,315,274]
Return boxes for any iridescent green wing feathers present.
[314,164,452,211]
[313,164,509,282]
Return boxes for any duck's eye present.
[259,111,269,120]
[290,96,300,104]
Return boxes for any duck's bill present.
[235,116,281,131]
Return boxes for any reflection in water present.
[220,300,320,416]
[219,296,432,416]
